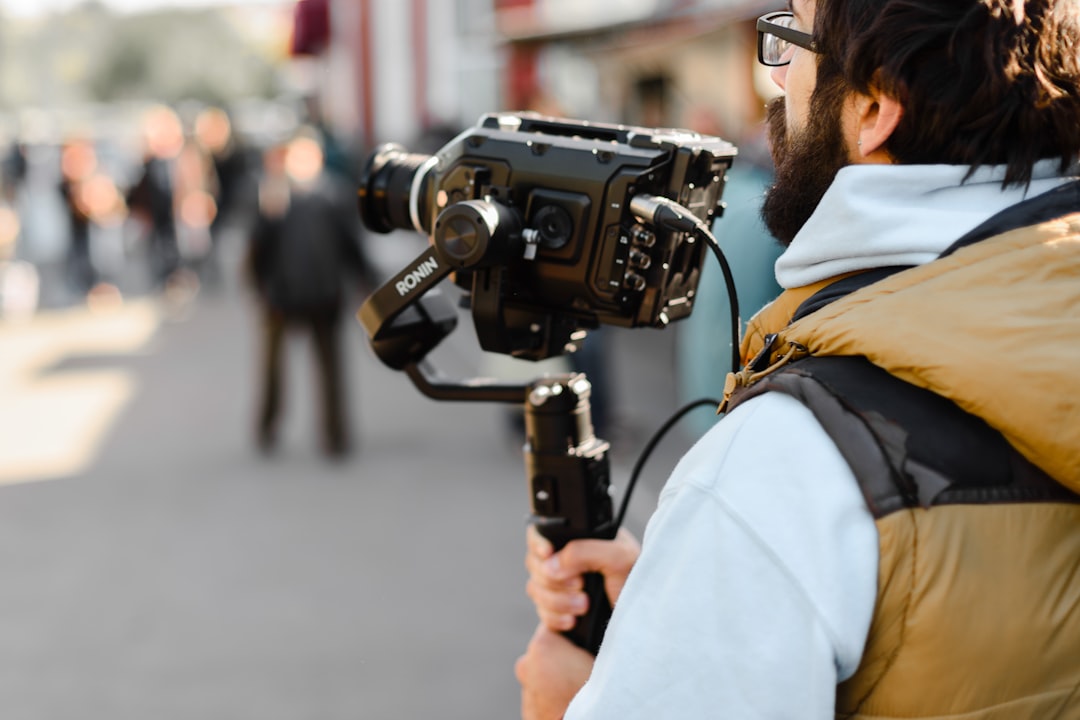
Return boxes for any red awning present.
[291,0,330,56]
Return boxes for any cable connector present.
[629,194,707,234]
[630,193,741,374]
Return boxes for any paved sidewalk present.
[0,300,160,484]
[0,250,701,718]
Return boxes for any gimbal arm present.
[357,244,456,371]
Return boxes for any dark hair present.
[813,0,1080,186]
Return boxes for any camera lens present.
[357,144,433,234]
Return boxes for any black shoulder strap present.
[791,266,911,323]
[732,357,1078,518]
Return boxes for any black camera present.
[356,112,736,365]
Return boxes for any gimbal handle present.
[403,362,617,653]
[523,374,616,654]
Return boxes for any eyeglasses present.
[757,11,818,66]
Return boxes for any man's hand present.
[515,624,595,720]
[524,525,641,632]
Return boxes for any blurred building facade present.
[496,0,778,137]
[290,0,502,150]
[294,0,778,150]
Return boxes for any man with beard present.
[514,0,1080,718]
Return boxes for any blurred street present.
[0,230,704,719]
[0,0,775,716]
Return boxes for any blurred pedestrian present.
[302,95,358,184]
[126,105,185,292]
[58,137,99,299]
[173,132,218,292]
[1,140,28,206]
[195,106,251,290]
[246,129,368,458]
[58,136,126,305]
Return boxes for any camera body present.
[358,112,736,362]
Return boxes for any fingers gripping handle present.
[524,374,617,655]
[549,549,613,654]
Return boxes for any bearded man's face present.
[761,75,853,246]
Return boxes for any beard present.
[761,76,852,247]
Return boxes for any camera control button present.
[623,272,647,292]
[533,475,559,516]
[629,249,652,270]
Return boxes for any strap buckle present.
[718,336,809,413]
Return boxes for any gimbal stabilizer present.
[355,113,738,653]
[357,224,617,653]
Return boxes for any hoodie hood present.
[775,160,1073,289]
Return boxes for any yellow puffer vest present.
[724,182,1080,719]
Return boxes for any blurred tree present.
[89,10,279,104]
[91,40,151,101]
[0,4,281,110]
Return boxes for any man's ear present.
[856,91,903,158]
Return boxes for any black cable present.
[695,222,741,376]
[612,397,721,531]
[629,195,741,374]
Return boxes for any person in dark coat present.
[247,129,369,457]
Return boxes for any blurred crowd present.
[0,99,364,321]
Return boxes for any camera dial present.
[433,199,522,269]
